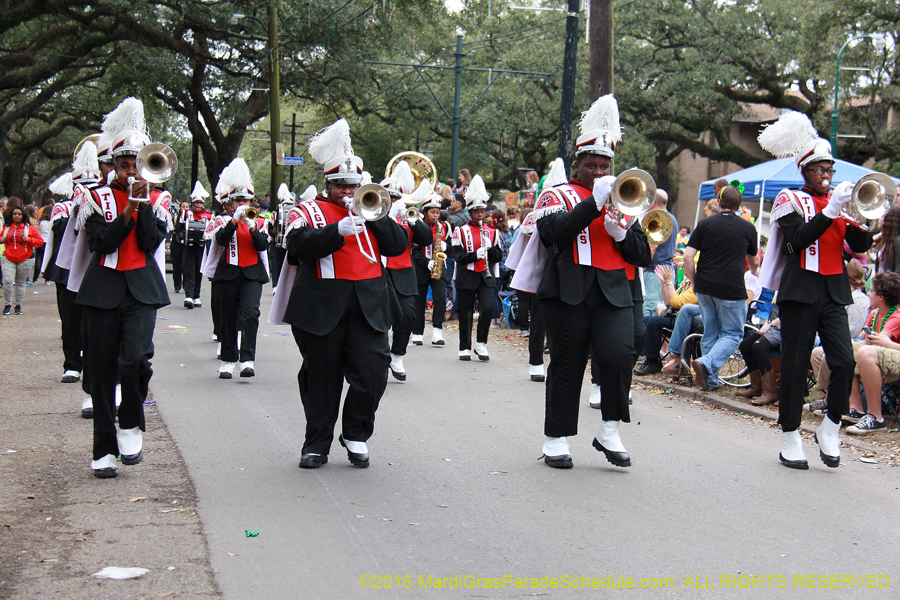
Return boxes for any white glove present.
[604,215,627,242]
[389,200,405,219]
[427,260,435,271]
[440,240,447,251]
[338,215,366,237]
[247,218,257,230]
[823,181,853,219]
[593,175,617,211]
[233,205,249,220]
[476,247,487,260]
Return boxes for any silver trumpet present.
[479,219,493,280]
[838,173,896,229]
[128,143,178,202]
[607,168,656,229]
[345,183,391,264]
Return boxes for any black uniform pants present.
[271,245,286,289]
[390,293,417,355]
[82,291,156,460]
[56,282,83,373]
[210,280,221,339]
[542,281,635,435]
[778,297,852,431]
[457,282,493,350]
[413,276,447,335]
[170,240,184,291]
[291,293,390,456]
[181,245,204,300]
[216,273,262,363]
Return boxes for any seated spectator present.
[844,271,900,433]
[635,264,697,375]
[660,304,703,374]
[807,259,870,401]
[735,307,781,405]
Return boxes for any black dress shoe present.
[339,435,369,468]
[530,374,545,382]
[475,351,490,362]
[62,373,80,383]
[592,438,631,467]
[120,451,142,465]
[634,360,662,376]
[389,367,406,382]
[813,433,840,468]
[81,408,94,419]
[432,339,445,346]
[779,453,809,470]
[93,468,117,479]
[542,454,573,468]
[299,453,328,468]
[459,354,471,361]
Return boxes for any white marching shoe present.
[91,454,117,478]
[474,342,489,362]
[431,328,445,346]
[411,334,424,346]
[81,394,93,419]
[592,421,631,467]
[779,430,809,470]
[219,361,235,379]
[541,436,572,468]
[529,364,545,382]
[117,427,143,465]
[589,383,602,409]
[239,361,255,378]
[193,298,201,308]
[61,369,80,383]
[459,349,471,361]
[389,353,406,381]
[815,416,841,468]
[216,342,222,359]
[184,297,194,309]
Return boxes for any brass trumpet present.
[243,207,261,222]
[640,209,674,244]
[405,206,422,224]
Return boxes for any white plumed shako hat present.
[105,97,150,158]
[575,95,621,158]
[215,158,254,202]
[71,141,101,184]
[757,110,833,169]
[308,119,363,185]
[380,160,416,198]
[190,181,209,203]
[464,175,490,210]
[299,184,318,202]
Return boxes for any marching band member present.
[75,98,170,478]
[209,159,269,379]
[179,182,212,309]
[382,164,433,381]
[535,95,650,469]
[200,202,229,355]
[757,112,873,469]
[269,182,295,293]
[451,175,501,361]
[411,192,452,347]
[273,118,408,469]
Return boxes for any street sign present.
[283,157,304,166]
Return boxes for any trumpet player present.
[75,98,170,478]
[451,175,501,361]
[279,119,409,469]
[757,112,873,470]
[209,159,269,379]
[535,95,650,469]
[381,164,433,381]
[412,193,451,346]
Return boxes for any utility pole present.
[288,113,297,190]
[557,0,580,172]
[365,35,550,182]
[589,0,613,101]
[268,0,282,210]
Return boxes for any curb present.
[633,375,889,458]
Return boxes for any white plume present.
[72,141,99,177]
[390,161,416,195]
[215,158,254,197]
[544,158,567,188]
[579,94,621,143]
[308,118,353,165]
[49,172,74,197]
[101,97,147,137]
[465,174,490,203]
[407,180,433,205]
[299,184,318,201]
[360,171,373,185]
[277,183,292,202]
[191,181,209,200]
[757,111,818,158]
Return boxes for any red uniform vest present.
[452,222,495,273]
[226,218,265,267]
[93,185,146,271]
[385,218,414,270]
[772,186,848,276]
[297,198,383,281]
[422,220,450,259]
[536,179,634,280]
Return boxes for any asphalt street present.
[151,291,899,600]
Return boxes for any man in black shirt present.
[683,186,759,390]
